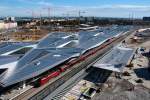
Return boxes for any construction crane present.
[78,10,86,17]
[43,7,51,19]
[43,7,52,26]
[38,10,42,28]
[78,10,86,25]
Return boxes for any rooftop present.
[93,45,134,72]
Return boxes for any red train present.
[31,37,118,87]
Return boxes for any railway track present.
[12,88,36,100]
[49,70,88,100]
[49,68,112,100]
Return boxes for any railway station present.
[0,26,134,99]
[0,25,150,100]
[1,0,150,99]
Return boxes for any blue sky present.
[0,0,150,18]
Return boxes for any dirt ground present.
[93,78,150,100]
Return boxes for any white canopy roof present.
[93,46,134,72]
